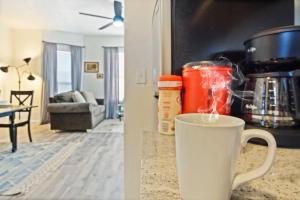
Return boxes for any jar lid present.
[158,75,182,89]
[159,75,182,82]
[183,60,232,71]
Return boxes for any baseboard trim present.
[31,120,42,124]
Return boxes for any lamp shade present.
[23,57,31,64]
[27,73,35,81]
[0,66,9,73]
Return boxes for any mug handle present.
[232,129,277,190]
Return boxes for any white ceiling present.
[0,0,124,35]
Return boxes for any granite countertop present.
[140,132,300,200]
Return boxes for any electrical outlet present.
[136,68,147,84]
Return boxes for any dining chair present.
[0,90,34,143]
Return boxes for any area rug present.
[0,119,123,196]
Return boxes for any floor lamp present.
[0,57,36,91]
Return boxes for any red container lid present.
[159,75,182,81]
[183,61,232,73]
[158,75,182,90]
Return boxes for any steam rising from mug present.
[199,67,233,123]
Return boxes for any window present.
[57,45,72,93]
[119,48,124,102]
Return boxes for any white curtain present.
[104,47,119,119]
[41,42,57,124]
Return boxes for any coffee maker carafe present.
[241,26,300,148]
[242,70,300,128]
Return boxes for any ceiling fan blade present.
[99,22,114,30]
[79,12,112,20]
[114,1,122,17]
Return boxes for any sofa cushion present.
[53,91,74,103]
[72,91,86,103]
[48,103,91,113]
[81,91,98,105]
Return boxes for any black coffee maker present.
[241,25,300,148]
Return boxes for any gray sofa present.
[47,91,105,131]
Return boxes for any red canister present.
[182,61,232,115]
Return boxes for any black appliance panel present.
[171,0,294,75]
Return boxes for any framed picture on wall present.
[84,62,99,73]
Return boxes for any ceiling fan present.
[79,0,124,30]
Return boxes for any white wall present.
[0,23,12,99]
[43,30,84,46]
[124,0,157,199]
[10,29,43,122]
[0,24,12,65]
[82,35,124,99]
[0,29,43,122]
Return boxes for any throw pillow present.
[72,91,86,103]
[81,91,98,105]
[54,91,74,103]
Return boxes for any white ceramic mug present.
[175,114,276,200]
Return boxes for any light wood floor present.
[0,123,51,150]
[0,123,124,200]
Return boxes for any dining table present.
[0,105,34,152]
